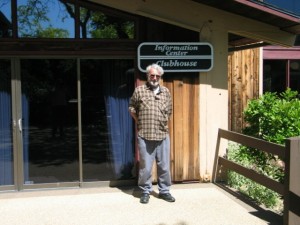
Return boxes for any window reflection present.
[263,59,300,95]
[263,60,286,93]
[0,0,12,37]
[80,6,134,39]
[17,0,75,38]
[2,0,136,39]
[290,60,300,93]
[295,35,300,46]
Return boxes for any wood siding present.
[136,73,200,183]
[228,48,260,132]
[164,74,200,182]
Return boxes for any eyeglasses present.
[149,74,161,79]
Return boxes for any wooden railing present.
[213,128,300,225]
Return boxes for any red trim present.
[235,0,300,22]
[263,46,300,59]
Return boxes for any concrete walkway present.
[0,183,281,225]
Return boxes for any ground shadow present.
[116,185,140,199]
[214,182,282,225]
[116,184,164,200]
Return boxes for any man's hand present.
[130,111,138,122]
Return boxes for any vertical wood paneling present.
[165,81,175,178]
[228,48,260,132]
[173,79,184,180]
[185,76,199,180]
[182,77,190,179]
[163,74,200,182]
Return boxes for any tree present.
[17,0,134,39]
[17,0,70,38]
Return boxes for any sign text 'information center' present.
[138,42,213,73]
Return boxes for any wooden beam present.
[218,129,285,158]
[218,157,284,195]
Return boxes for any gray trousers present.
[137,135,171,194]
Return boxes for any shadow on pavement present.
[214,182,282,225]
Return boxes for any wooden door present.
[163,73,200,182]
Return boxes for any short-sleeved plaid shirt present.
[129,83,172,141]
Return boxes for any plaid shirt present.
[129,83,172,141]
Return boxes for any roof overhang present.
[90,0,300,50]
[192,0,300,51]
[192,0,300,34]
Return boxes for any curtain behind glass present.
[103,61,135,179]
[22,94,29,182]
[0,59,13,185]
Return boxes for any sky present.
[0,0,75,37]
[263,0,300,16]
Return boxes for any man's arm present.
[129,111,138,123]
[166,89,173,119]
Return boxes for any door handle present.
[18,118,22,132]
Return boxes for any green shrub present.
[227,142,283,211]
[243,89,300,144]
[227,89,300,212]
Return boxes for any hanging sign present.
[138,42,213,73]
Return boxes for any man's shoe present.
[140,193,150,204]
[158,193,175,202]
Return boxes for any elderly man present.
[129,63,175,204]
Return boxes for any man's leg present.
[156,135,175,202]
[156,135,171,194]
[137,136,155,194]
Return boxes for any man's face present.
[147,68,161,88]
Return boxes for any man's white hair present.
[146,64,164,76]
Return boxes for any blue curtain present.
[22,94,29,183]
[103,62,135,179]
[0,61,13,185]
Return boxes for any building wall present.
[199,29,228,181]
[91,0,297,181]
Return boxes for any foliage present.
[36,27,69,38]
[17,0,134,39]
[227,143,283,211]
[17,0,69,38]
[227,89,300,211]
[243,89,300,144]
[86,11,134,39]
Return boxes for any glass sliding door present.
[20,59,79,184]
[0,59,14,186]
[2,58,136,190]
[81,59,135,181]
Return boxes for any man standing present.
[129,63,175,204]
